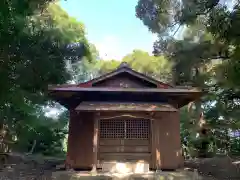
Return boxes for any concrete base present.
[52,169,203,180]
[101,161,149,173]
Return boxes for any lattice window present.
[99,119,125,139]
[99,119,150,139]
[126,119,150,139]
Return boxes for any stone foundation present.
[101,161,150,174]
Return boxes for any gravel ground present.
[0,154,239,180]
[0,153,63,180]
[184,156,240,180]
[0,168,52,180]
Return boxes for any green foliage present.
[69,44,100,83]
[123,50,172,82]
[136,0,240,157]
[96,60,121,75]
[1,0,239,159]
[97,50,172,83]
[136,0,240,88]
[0,0,91,155]
[14,112,68,155]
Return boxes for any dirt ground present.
[0,153,63,180]
[0,153,239,180]
[184,155,240,180]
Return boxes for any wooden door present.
[98,118,151,163]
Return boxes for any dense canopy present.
[136,0,240,156]
[0,0,239,159]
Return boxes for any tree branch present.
[172,24,181,37]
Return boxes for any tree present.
[0,1,91,154]
[97,50,172,83]
[136,0,239,87]
[123,50,172,83]
[136,0,240,157]
[68,44,100,83]
[96,60,121,75]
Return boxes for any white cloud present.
[95,35,123,60]
[94,34,158,60]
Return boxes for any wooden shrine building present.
[48,62,203,171]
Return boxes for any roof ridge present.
[118,61,130,69]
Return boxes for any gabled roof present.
[48,62,204,109]
[83,62,173,88]
[50,62,173,89]
[48,86,203,109]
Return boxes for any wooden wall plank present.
[99,139,150,146]
[99,145,150,153]
[99,153,151,162]
[152,111,183,170]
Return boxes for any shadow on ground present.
[52,170,206,180]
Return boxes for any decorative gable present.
[92,72,157,88]
[78,62,172,89]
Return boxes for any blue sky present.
[60,0,158,60]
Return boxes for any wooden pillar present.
[66,111,95,170]
[92,113,99,172]
[65,110,77,169]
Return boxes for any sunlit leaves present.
[136,0,240,156]
[97,50,173,83]
[0,0,91,154]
